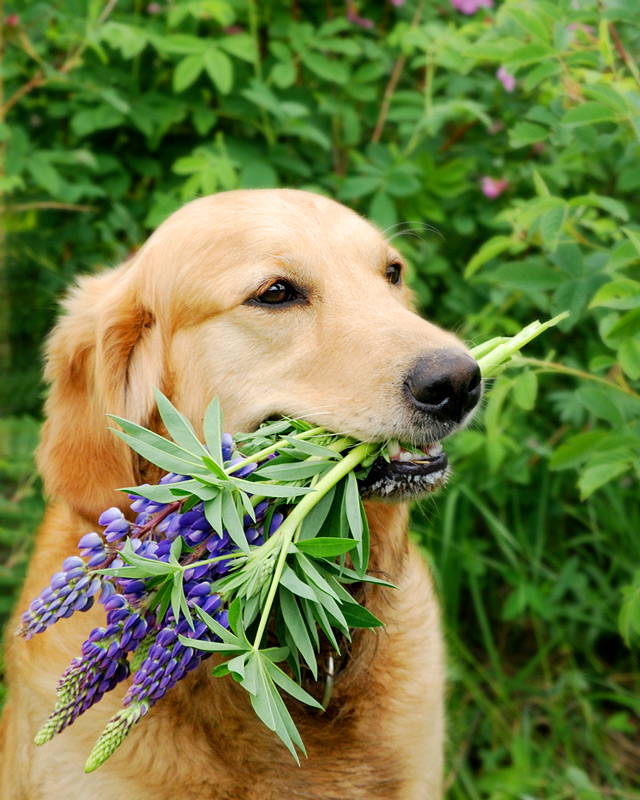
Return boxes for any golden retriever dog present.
[0,189,481,800]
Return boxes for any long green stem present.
[252,441,377,648]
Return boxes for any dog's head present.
[38,189,480,520]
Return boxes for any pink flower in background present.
[147,3,161,13]
[391,0,406,5]
[568,22,595,33]
[450,0,493,15]
[481,176,509,198]
[5,12,19,26]
[346,2,375,29]
[496,66,516,92]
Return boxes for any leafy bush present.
[1,0,639,794]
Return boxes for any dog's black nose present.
[405,350,482,423]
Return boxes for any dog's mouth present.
[359,440,449,501]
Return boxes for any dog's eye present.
[255,281,299,306]
[386,263,402,285]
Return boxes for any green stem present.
[252,441,377,648]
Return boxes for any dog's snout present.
[405,350,482,423]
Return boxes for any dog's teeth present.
[423,442,443,457]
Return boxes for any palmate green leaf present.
[152,388,209,459]
[194,604,246,647]
[278,586,318,678]
[264,658,323,710]
[201,455,228,481]
[340,601,384,629]
[108,416,206,475]
[309,599,342,652]
[249,658,303,763]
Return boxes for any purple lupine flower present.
[35,599,153,745]
[221,433,233,462]
[450,0,493,14]
[19,560,102,640]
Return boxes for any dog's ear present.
[37,262,166,521]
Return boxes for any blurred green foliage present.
[1,0,639,795]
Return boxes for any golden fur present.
[0,189,471,799]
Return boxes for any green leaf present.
[340,601,384,629]
[256,461,333,480]
[297,485,336,541]
[108,416,205,473]
[278,587,317,678]
[561,102,618,127]
[539,204,566,250]
[203,48,234,94]
[578,461,629,499]
[301,52,349,85]
[194,605,244,646]
[203,397,224,466]
[513,370,538,411]
[221,490,249,554]
[618,339,640,380]
[152,388,208,458]
[568,194,629,221]
[465,236,515,279]
[503,44,555,67]
[509,121,548,148]
[590,279,640,310]
[264,659,323,709]
[173,54,205,93]
[549,431,607,471]
[294,538,358,557]
[230,478,315,498]
[279,564,317,600]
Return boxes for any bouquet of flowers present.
[18,314,566,772]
